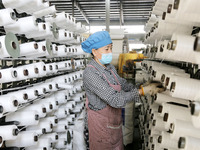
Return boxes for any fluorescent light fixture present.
[86,25,145,34]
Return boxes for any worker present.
[81,31,165,150]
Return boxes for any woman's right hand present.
[140,81,166,96]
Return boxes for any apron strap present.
[87,65,120,86]
[110,70,121,85]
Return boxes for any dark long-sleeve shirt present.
[83,59,140,110]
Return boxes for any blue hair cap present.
[81,31,112,53]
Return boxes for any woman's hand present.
[140,81,166,96]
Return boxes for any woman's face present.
[92,43,112,59]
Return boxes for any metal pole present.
[72,0,74,17]
[105,0,110,32]
[120,0,124,27]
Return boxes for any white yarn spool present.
[33,23,54,41]
[67,73,76,83]
[6,110,39,126]
[164,73,190,90]
[19,87,38,101]
[46,81,59,92]
[0,33,20,58]
[34,61,47,77]
[69,22,81,32]
[5,88,34,104]
[0,125,18,140]
[42,116,58,126]
[55,30,74,43]
[13,64,37,81]
[158,103,190,118]
[55,29,68,42]
[42,97,59,111]
[5,16,38,34]
[71,72,82,81]
[170,120,200,139]
[66,31,74,40]
[74,45,85,55]
[74,81,83,92]
[68,36,81,45]
[5,131,38,147]
[54,107,68,119]
[44,15,55,23]
[12,66,30,81]
[64,46,75,56]
[170,76,200,101]
[59,104,71,116]
[56,60,71,71]
[27,120,53,133]
[19,42,39,57]
[73,104,84,113]
[75,22,86,33]
[2,0,32,8]
[25,63,43,78]
[152,116,169,132]
[31,85,46,96]
[74,59,84,69]
[0,67,18,83]
[75,70,84,79]
[174,0,200,14]
[53,91,67,104]
[36,40,53,57]
[65,101,76,110]
[0,8,16,26]
[40,132,58,143]
[16,0,49,14]
[21,103,46,118]
[28,138,52,150]
[151,142,162,150]
[51,44,58,56]
[0,95,19,114]
[148,127,160,137]
[25,22,46,39]
[33,5,56,18]
[54,12,73,28]
[45,63,58,74]
[35,82,52,93]
[55,138,67,149]
[56,45,68,57]
[68,114,75,123]
[169,34,197,63]
[149,103,159,113]
[53,124,67,133]
[162,106,191,126]
[157,131,178,149]
[71,93,84,102]
[155,19,192,37]
[51,75,65,84]
[178,136,200,150]
[36,102,53,114]
[149,134,159,144]
[191,112,200,129]
[58,83,74,90]
[155,91,189,105]
[59,130,72,143]
[59,118,72,126]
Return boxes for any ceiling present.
[47,0,155,26]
